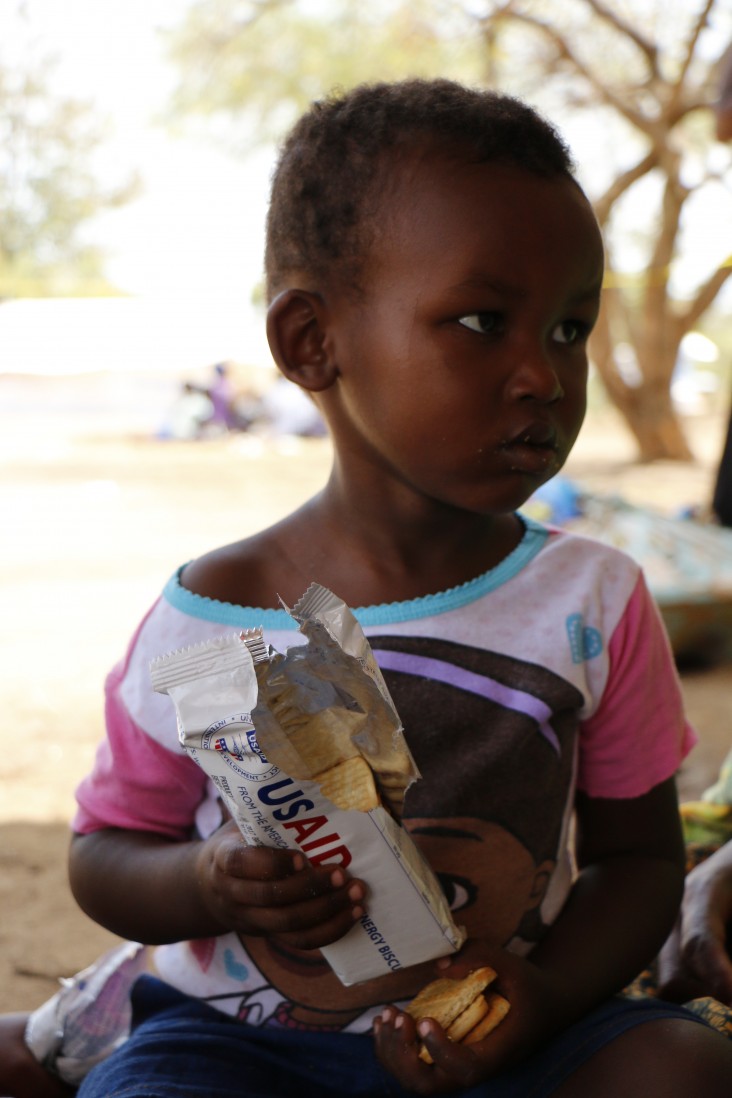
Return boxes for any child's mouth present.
[499,423,559,475]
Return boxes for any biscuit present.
[446,993,490,1041]
[463,991,511,1044]
[405,967,508,1064]
[315,755,380,812]
[406,967,497,1028]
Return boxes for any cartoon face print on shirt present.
[236,634,583,1032]
[372,635,582,946]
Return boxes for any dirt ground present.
[1,374,730,1013]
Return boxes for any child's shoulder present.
[180,533,286,611]
[179,506,319,611]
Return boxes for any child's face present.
[321,152,604,516]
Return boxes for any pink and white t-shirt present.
[73,518,694,1031]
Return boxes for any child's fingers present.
[272,894,367,950]
[232,872,367,942]
[414,1018,480,1083]
[221,853,363,909]
[197,825,369,940]
[374,1007,433,1089]
[212,830,304,881]
[375,1008,482,1094]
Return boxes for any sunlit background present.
[2,0,732,415]
[1,0,277,438]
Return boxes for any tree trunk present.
[590,290,694,463]
[600,376,694,462]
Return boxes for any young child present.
[6,78,732,1097]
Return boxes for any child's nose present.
[505,345,564,404]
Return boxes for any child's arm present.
[375,776,685,1091]
[526,774,685,1005]
[68,820,367,949]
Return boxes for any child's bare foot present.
[0,1013,73,1098]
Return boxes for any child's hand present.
[374,944,570,1093]
[194,820,367,949]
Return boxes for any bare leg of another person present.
[712,401,732,527]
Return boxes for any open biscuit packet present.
[22,587,465,1083]
[248,582,418,819]
[151,583,465,986]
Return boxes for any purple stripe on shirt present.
[373,649,560,754]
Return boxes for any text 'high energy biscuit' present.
[405,967,511,1063]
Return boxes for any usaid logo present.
[202,714,279,783]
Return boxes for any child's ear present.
[266,289,338,392]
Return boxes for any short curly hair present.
[264,78,576,300]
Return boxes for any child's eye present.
[553,320,590,345]
[458,311,503,335]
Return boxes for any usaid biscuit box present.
[150,585,465,987]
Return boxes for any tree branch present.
[673,0,716,92]
[581,0,658,74]
[678,261,732,329]
[488,4,655,135]
[646,158,688,279]
[592,149,659,225]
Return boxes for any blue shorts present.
[76,975,711,1098]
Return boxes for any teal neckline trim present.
[163,515,549,629]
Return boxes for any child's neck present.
[281,478,524,609]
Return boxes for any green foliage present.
[165,0,487,147]
[0,51,138,297]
